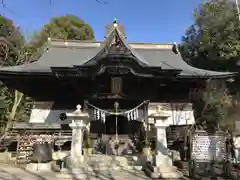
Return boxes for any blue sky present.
[0,0,205,43]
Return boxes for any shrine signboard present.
[191,130,227,162]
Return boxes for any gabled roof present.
[81,24,149,66]
[0,20,236,79]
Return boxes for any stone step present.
[175,161,190,176]
[85,155,136,168]
[57,168,149,180]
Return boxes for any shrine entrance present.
[105,115,129,134]
[103,115,143,155]
[87,100,148,155]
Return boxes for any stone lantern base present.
[65,155,84,169]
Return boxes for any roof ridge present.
[50,39,98,43]
[49,38,176,45]
[48,38,176,50]
[114,28,149,65]
[48,39,176,52]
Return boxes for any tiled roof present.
[0,22,235,78]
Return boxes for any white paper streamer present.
[87,100,149,122]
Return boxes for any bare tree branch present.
[1,0,108,9]
[95,0,109,4]
[1,0,6,8]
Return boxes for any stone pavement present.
[0,165,152,180]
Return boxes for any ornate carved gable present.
[106,30,131,56]
[82,19,149,67]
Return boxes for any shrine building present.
[0,20,235,164]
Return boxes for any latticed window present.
[111,77,122,94]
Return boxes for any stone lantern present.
[67,104,89,164]
[148,105,182,179]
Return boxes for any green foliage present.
[0,15,24,49]
[26,14,95,63]
[180,0,240,133]
[83,130,93,148]
[180,0,240,71]
[1,47,38,131]
[0,14,96,132]
[30,14,95,50]
[45,14,94,40]
[0,15,34,131]
[0,15,24,65]
[191,80,237,132]
[0,84,10,130]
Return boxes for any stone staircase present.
[58,154,147,180]
[102,135,139,155]
[173,160,189,177]
[58,168,150,180]
[83,154,142,170]
[62,154,143,171]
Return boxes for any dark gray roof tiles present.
[134,48,234,77]
[0,62,51,73]
[0,24,235,78]
[39,46,99,67]
[38,40,175,69]
[0,41,235,78]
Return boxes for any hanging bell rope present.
[114,101,119,144]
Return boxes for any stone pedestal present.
[155,124,172,167]
[69,120,85,164]
[26,162,52,172]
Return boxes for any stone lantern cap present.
[67,104,89,120]
[69,104,90,129]
[148,105,170,119]
[74,104,89,118]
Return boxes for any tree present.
[180,0,240,71]
[0,14,96,132]
[180,0,240,134]
[0,15,24,65]
[0,16,27,132]
[30,14,95,50]
[191,80,237,132]
[25,14,95,63]
[1,48,36,132]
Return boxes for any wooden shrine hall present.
[0,19,235,178]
